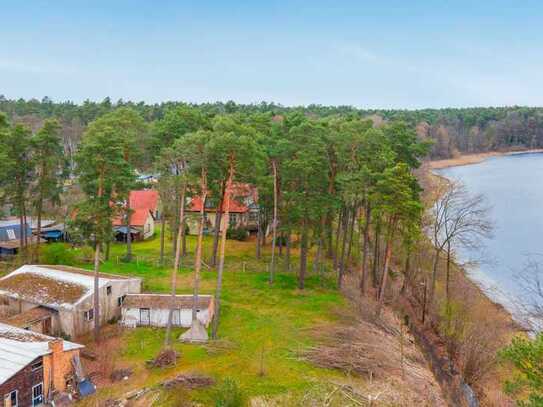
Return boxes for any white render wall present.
[143,214,155,240]
[122,307,211,328]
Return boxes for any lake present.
[436,152,543,323]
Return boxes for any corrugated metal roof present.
[0,322,83,384]
[122,293,213,309]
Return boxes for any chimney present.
[48,338,63,354]
[48,339,64,393]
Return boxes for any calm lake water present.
[436,152,543,320]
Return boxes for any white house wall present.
[143,215,155,239]
[122,307,211,328]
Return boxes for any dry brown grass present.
[300,286,446,406]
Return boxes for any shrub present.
[274,235,287,246]
[226,226,249,241]
[500,334,543,406]
[40,243,76,265]
[214,378,245,407]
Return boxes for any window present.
[6,229,15,240]
[32,383,43,406]
[5,390,17,407]
[31,360,43,371]
[117,295,126,307]
[229,213,239,225]
[106,286,112,296]
[84,309,94,321]
[248,211,259,222]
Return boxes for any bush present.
[274,235,287,246]
[40,243,76,265]
[500,334,543,406]
[214,378,245,407]
[226,226,249,241]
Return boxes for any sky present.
[1,1,543,109]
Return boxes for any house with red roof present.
[186,183,259,235]
[112,190,159,241]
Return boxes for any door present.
[139,308,150,325]
[42,317,52,335]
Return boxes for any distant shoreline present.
[428,148,543,170]
[423,152,527,333]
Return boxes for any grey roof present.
[0,322,83,384]
[122,293,213,310]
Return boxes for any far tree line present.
[2,96,543,161]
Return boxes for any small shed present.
[121,294,214,328]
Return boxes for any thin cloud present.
[0,59,74,75]
[335,44,378,63]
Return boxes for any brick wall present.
[0,357,43,407]
[42,340,80,398]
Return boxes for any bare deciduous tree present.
[428,180,493,304]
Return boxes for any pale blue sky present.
[1,1,542,108]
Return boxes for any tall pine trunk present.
[181,219,187,256]
[211,181,226,267]
[338,208,350,288]
[400,251,412,295]
[19,203,24,254]
[376,219,395,317]
[190,169,208,335]
[346,206,356,261]
[35,179,44,263]
[359,201,371,294]
[211,161,234,339]
[372,222,382,288]
[256,211,262,259]
[298,216,308,289]
[325,212,333,259]
[159,213,166,266]
[125,192,132,261]
[165,183,186,347]
[93,173,104,341]
[285,228,291,272]
[333,207,345,269]
[269,160,278,284]
[172,192,180,260]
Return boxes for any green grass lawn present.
[65,228,351,405]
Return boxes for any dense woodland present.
[2,95,543,160]
[1,96,543,405]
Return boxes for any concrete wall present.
[123,307,212,328]
[71,278,141,338]
[0,278,140,339]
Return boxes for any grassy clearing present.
[72,228,353,405]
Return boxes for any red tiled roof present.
[113,190,158,226]
[130,190,158,211]
[188,183,257,214]
[188,195,248,213]
[113,208,152,226]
